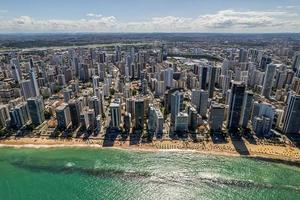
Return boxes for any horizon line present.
[1,32,300,35]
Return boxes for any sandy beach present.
[1,137,300,164]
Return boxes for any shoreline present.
[1,137,300,167]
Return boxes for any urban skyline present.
[1,1,300,199]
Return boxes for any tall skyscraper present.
[251,102,275,136]
[10,58,22,82]
[115,45,121,63]
[56,104,72,130]
[175,112,188,132]
[292,52,300,75]
[11,65,21,83]
[283,94,300,134]
[164,67,174,89]
[148,106,164,136]
[208,66,217,98]
[170,90,183,123]
[92,75,100,93]
[68,99,81,128]
[123,112,131,133]
[27,96,45,126]
[227,81,246,129]
[110,101,121,128]
[9,102,30,129]
[259,56,272,71]
[0,105,10,128]
[191,89,201,109]
[262,64,276,99]
[134,98,145,130]
[239,91,254,128]
[187,105,198,131]
[63,88,72,103]
[191,89,208,117]
[199,66,208,90]
[89,96,101,117]
[79,63,89,82]
[209,103,225,131]
[199,90,209,117]
[239,48,248,63]
[29,58,40,97]
[20,80,34,99]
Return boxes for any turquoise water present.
[0,147,300,200]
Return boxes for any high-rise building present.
[164,67,174,89]
[68,99,81,128]
[0,105,10,128]
[10,58,22,82]
[208,66,217,98]
[96,115,101,133]
[80,109,89,130]
[27,96,45,126]
[175,112,188,132]
[9,102,30,129]
[29,60,40,97]
[57,74,66,86]
[56,104,72,130]
[262,64,276,99]
[89,96,101,117]
[253,116,272,136]
[141,79,148,95]
[239,91,254,128]
[115,45,121,62]
[123,112,131,133]
[170,90,183,123]
[191,89,208,117]
[79,63,89,82]
[11,64,21,83]
[283,94,300,134]
[209,103,225,131]
[155,109,164,136]
[227,81,246,129]
[251,102,275,136]
[187,105,198,131]
[239,48,248,63]
[148,106,164,136]
[155,80,165,97]
[148,106,156,133]
[92,75,100,93]
[134,98,145,130]
[110,101,121,128]
[199,66,208,90]
[259,56,272,71]
[20,80,34,99]
[87,109,96,130]
[199,90,208,117]
[292,52,300,75]
[63,88,72,103]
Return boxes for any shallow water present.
[0,147,299,200]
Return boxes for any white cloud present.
[0,9,299,33]
[120,9,300,32]
[277,5,297,9]
[86,13,102,18]
[190,10,295,30]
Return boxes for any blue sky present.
[0,0,300,32]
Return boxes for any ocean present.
[0,147,299,200]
